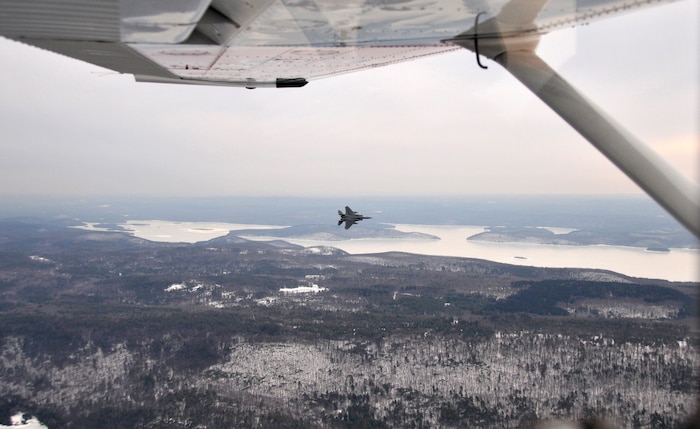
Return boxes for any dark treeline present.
[493,280,695,317]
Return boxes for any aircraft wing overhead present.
[0,0,671,88]
[3,0,697,236]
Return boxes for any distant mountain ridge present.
[230,224,439,241]
[469,225,696,249]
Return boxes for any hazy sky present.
[0,0,697,198]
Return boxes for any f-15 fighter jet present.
[338,206,371,230]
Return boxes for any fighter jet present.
[338,206,372,230]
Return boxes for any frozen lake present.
[80,221,699,282]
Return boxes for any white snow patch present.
[279,284,327,294]
[29,256,51,263]
[1,413,48,429]
[536,226,578,235]
[303,246,339,255]
[256,297,278,306]
[165,283,187,292]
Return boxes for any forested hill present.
[493,280,695,317]
[0,219,697,428]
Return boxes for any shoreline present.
[75,220,699,283]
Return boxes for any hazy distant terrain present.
[467,225,693,250]
[0,211,697,428]
[1,195,696,248]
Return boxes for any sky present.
[0,0,697,198]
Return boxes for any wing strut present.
[494,50,700,237]
[449,0,699,238]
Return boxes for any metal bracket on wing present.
[473,12,488,69]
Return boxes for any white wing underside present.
[0,0,668,87]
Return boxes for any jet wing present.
[0,0,671,88]
[344,220,356,230]
[345,206,355,216]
